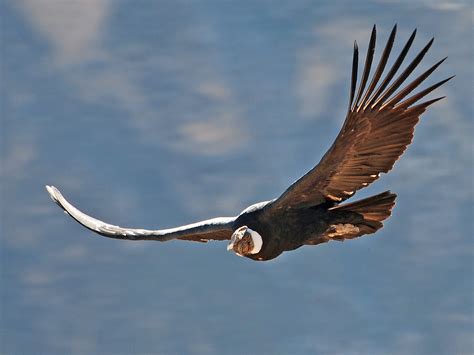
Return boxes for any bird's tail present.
[327,190,397,239]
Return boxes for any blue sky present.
[1,1,473,354]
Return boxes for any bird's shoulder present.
[238,199,275,216]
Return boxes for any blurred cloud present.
[375,0,468,11]
[53,245,89,262]
[15,0,155,121]
[3,2,472,355]
[21,267,66,286]
[1,135,36,178]
[195,81,232,101]
[14,0,248,157]
[428,1,466,11]
[296,61,342,119]
[16,0,110,65]
[317,19,370,43]
[295,20,370,120]
[177,114,245,155]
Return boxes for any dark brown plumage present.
[273,25,451,209]
[46,25,451,261]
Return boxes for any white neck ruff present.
[248,228,263,254]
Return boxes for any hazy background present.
[1,1,472,354]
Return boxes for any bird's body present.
[46,25,451,261]
[233,202,329,260]
[228,190,395,261]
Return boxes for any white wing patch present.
[46,185,236,241]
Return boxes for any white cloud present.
[295,21,426,121]
[177,114,246,155]
[195,81,232,101]
[1,131,36,178]
[16,0,109,65]
[68,64,152,117]
[375,0,468,11]
[21,268,66,286]
[317,19,370,44]
[15,0,247,157]
[295,20,370,120]
[14,0,159,138]
[296,61,342,119]
[54,245,89,261]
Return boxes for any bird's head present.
[227,226,263,257]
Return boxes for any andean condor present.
[47,25,452,261]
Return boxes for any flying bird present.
[46,25,452,261]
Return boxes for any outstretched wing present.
[46,186,236,242]
[271,25,452,209]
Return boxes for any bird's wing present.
[271,25,452,210]
[46,186,236,242]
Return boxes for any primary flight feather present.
[47,25,451,261]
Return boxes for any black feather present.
[366,28,417,108]
[354,25,377,109]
